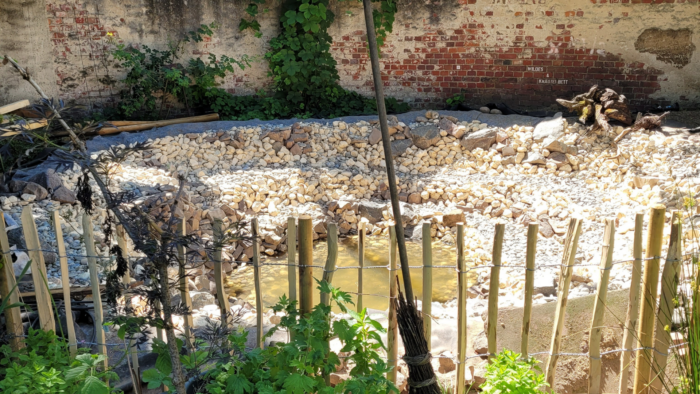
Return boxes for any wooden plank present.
[0,210,24,350]
[357,221,365,313]
[82,212,108,372]
[287,217,297,307]
[117,225,141,392]
[252,218,263,349]
[545,218,583,390]
[21,205,55,332]
[387,225,398,384]
[320,223,338,306]
[212,220,230,322]
[649,213,682,394]
[16,285,102,299]
[52,211,77,356]
[588,219,616,394]
[456,223,467,394]
[55,114,221,136]
[422,222,433,351]
[521,222,538,356]
[0,99,30,115]
[298,215,313,315]
[175,222,194,345]
[633,205,666,394]
[619,213,645,394]
[488,223,506,363]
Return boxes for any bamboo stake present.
[619,213,645,394]
[82,213,108,372]
[545,218,583,390]
[388,225,399,384]
[589,219,616,394]
[633,205,666,394]
[117,225,141,392]
[488,223,505,363]
[422,222,433,351]
[54,114,221,137]
[0,211,24,350]
[456,223,467,394]
[521,223,538,356]
[287,217,297,307]
[212,220,230,322]
[298,215,314,316]
[320,223,338,306]
[649,213,682,394]
[52,211,77,356]
[252,218,264,349]
[357,221,365,313]
[176,221,194,345]
[21,205,55,331]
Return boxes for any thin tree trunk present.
[158,260,187,394]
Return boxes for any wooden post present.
[650,213,682,394]
[212,220,230,322]
[0,211,24,350]
[52,211,77,356]
[387,225,398,384]
[456,223,467,394]
[175,221,194,344]
[82,212,108,371]
[488,223,505,363]
[287,217,297,306]
[357,221,365,313]
[589,219,616,394]
[117,225,141,392]
[545,218,583,390]
[422,222,433,350]
[619,213,645,394]
[633,205,666,394]
[521,222,538,357]
[320,223,338,306]
[252,218,264,349]
[21,205,55,332]
[298,215,313,316]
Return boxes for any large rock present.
[358,201,386,224]
[543,137,578,155]
[461,128,498,151]
[368,127,382,145]
[523,152,546,165]
[191,291,216,310]
[473,333,488,355]
[23,182,48,201]
[538,215,555,238]
[438,118,454,132]
[442,209,465,227]
[533,116,565,142]
[407,125,440,149]
[28,169,64,192]
[51,186,76,204]
[390,139,413,158]
[547,152,569,168]
[9,179,27,193]
[407,193,422,204]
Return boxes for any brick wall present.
[2,0,699,111]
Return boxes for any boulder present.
[9,179,27,193]
[407,125,441,149]
[407,192,422,204]
[542,137,578,155]
[194,274,210,291]
[461,128,498,151]
[23,182,48,201]
[51,186,76,204]
[28,169,64,192]
[479,107,490,113]
[501,146,516,157]
[547,152,569,168]
[191,291,216,310]
[390,139,413,158]
[358,201,386,224]
[438,352,456,373]
[450,125,467,139]
[473,333,488,355]
[368,127,382,145]
[442,209,465,227]
[523,152,546,165]
[206,208,226,221]
[533,116,565,142]
[438,118,454,132]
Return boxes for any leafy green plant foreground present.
[481,350,549,394]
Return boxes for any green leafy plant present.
[481,349,549,394]
[204,280,397,394]
[446,94,464,107]
[64,354,118,394]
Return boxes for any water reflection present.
[228,235,477,311]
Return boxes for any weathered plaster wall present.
[1,0,699,111]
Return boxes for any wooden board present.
[52,211,77,356]
[82,213,108,371]
[0,100,30,115]
[21,204,55,332]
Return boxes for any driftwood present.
[614,112,670,143]
[557,86,633,134]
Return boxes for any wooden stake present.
[21,205,55,332]
[117,225,141,392]
[422,222,433,351]
[0,211,24,350]
[456,223,467,394]
[488,223,506,363]
[357,221,365,313]
[52,212,77,356]
[176,221,194,345]
[650,213,682,394]
[619,213,645,394]
[298,216,314,316]
[387,225,398,384]
[212,220,230,322]
[287,217,297,307]
[545,218,583,390]
[320,223,338,306]
[633,205,666,394]
[589,219,616,394]
[521,222,538,356]
[252,218,263,349]
[82,212,107,372]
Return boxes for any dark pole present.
[361,0,415,307]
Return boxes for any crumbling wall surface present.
[1,0,699,110]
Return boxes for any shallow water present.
[228,235,477,311]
